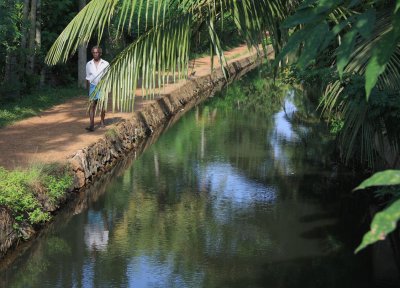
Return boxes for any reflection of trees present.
[3,67,378,287]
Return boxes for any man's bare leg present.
[86,101,96,131]
[100,109,106,127]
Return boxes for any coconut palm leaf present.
[96,14,192,112]
[46,0,294,112]
[45,0,119,65]
[320,6,400,167]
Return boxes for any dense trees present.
[0,0,78,99]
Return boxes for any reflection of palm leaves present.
[46,0,291,111]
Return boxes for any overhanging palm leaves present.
[45,0,292,112]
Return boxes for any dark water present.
[2,72,399,287]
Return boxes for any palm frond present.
[45,0,119,65]
[46,0,295,112]
[96,14,191,112]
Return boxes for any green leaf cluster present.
[0,164,72,225]
[354,170,400,253]
[0,0,23,53]
[277,0,400,169]
[0,167,50,224]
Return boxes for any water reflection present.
[126,255,204,288]
[84,211,109,251]
[200,162,276,207]
[1,69,398,288]
[271,92,299,176]
[274,90,298,141]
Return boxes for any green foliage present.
[277,0,400,94]
[277,1,400,255]
[190,12,244,57]
[354,170,400,190]
[355,198,400,253]
[28,208,51,224]
[0,0,22,52]
[329,117,344,135]
[45,174,72,204]
[277,0,400,169]
[0,164,73,225]
[365,8,400,99]
[321,75,400,168]
[281,64,334,87]
[0,0,78,96]
[0,86,83,128]
[0,167,49,224]
[105,127,119,140]
[354,170,400,253]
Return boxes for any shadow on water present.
[1,67,400,287]
[299,212,335,223]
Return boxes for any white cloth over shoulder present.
[85,59,109,85]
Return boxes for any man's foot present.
[85,126,95,132]
[100,121,106,128]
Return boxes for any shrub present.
[0,163,72,226]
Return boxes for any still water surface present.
[2,73,398,287]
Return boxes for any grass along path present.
[0,87,83,128]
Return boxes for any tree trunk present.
[19,0,30,90]
[4,52,20,98]
[27,0,37,75]
[36,0,45,86]
[21,0,30,53]
[78,0,87,88]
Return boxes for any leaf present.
[283,9,321,28]
[297,22,329,68]
[297,0,318,10]
[365,11,400,99]
[274,28,309,65]
[349,0,361,8]
[365,32,397,99]
[354,170,400,190]
[356,9,375,40]
[336,10,375,78]
[355,199,400,253]
[336,30,356,78]
[283,0,339,28]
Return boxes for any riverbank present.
[0,45,271,258]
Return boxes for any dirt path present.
[0,45,260,170]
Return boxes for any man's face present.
[92,49,101,61]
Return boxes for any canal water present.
[1,69,399,287]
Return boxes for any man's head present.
[91,46,102,61]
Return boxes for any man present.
[85,46,109,131]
